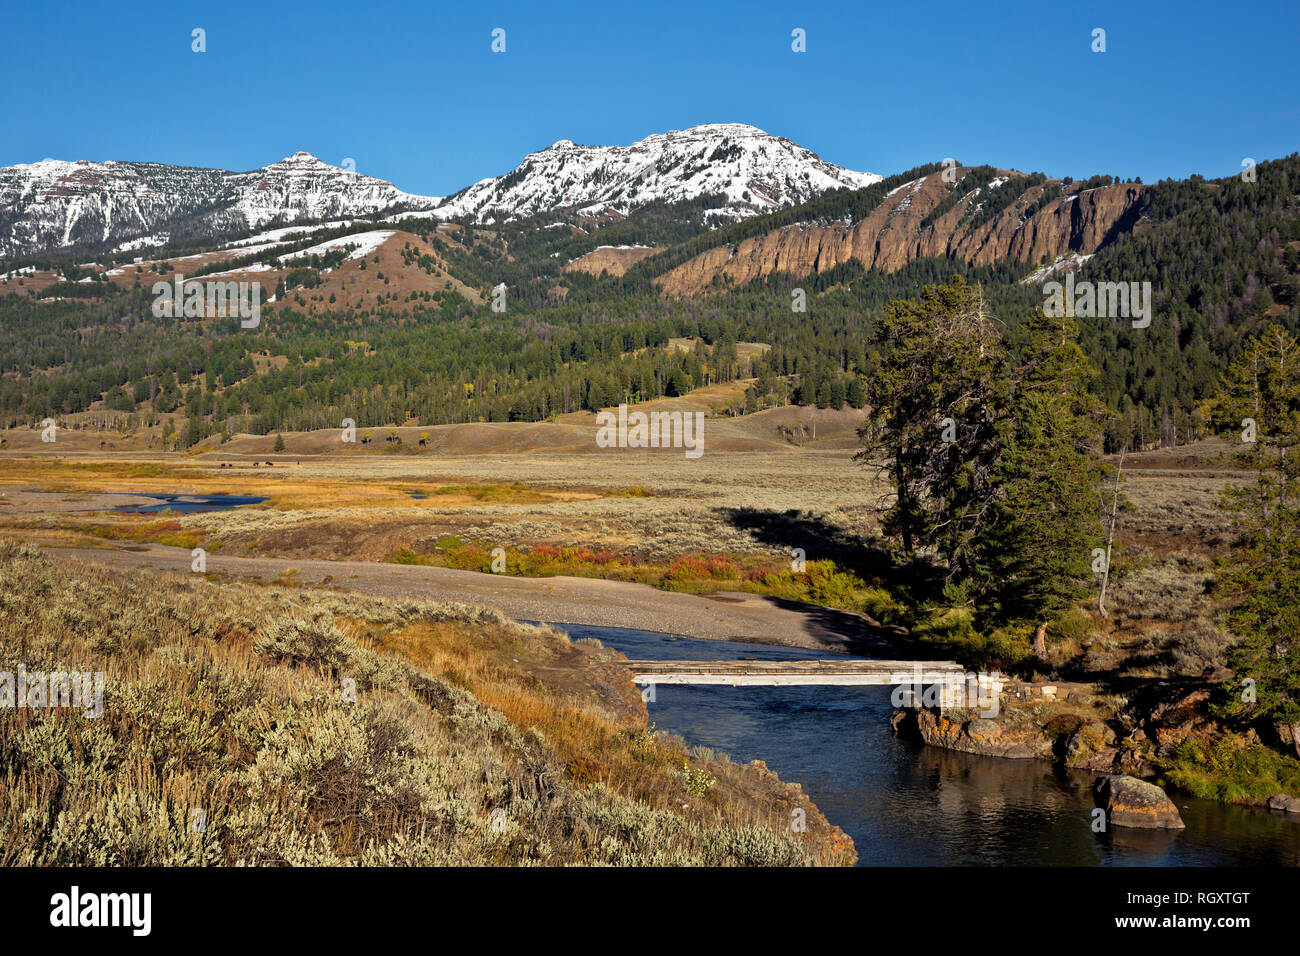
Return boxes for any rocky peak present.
[436,123,881,223]
[0,153,441,258]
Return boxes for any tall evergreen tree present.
[1210,325,1300,753]
[859,276,1008,576]
[862,281,1111,662]
[972,309,1109,657]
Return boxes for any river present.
[552,622,1300,866]
[109,493,268,514]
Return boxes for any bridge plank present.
[623,659,969,686]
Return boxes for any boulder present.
[1061,720,1121,771]
[1148,688,1211,727]
[1272,721,1300,759]
[912,709,1053,759]
[1266,793,1300,814]
[1094,775,1185,829]
[1065,720,1116,757]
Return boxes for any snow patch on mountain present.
[111,234,170,253]
[1021,252,1095,285]
[0,154,439,258]
[282,230,396,262]
[435,123,880,224]
[224,221,356,249]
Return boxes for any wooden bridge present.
[625,659,965,686]
[625,659,1002,710]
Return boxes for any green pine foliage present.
[862,278,1107,640]
[859,275,1008,573]
[1209,325,1300,743]
[973,310,1109,629]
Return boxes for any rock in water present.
[1266,793,1300,813]
[1094,775,1185,829]
[902,708,1053,759]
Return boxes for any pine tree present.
[972,309,1108,655]
[846,375,867,409]
[1210,325,1300,753]
[859,275,1008,575]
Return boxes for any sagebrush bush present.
[1169,620,1235,675]
[1109,559,1213,622]
[0,539,848,866]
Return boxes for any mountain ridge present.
[0,152,442,259]
[435,123,881,224]
[650,167,1148,296]
[0,124,880,259]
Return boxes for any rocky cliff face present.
[655,168,1146,295]
[564,244,660,277]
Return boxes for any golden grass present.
[0,457,601,511]
[0,539,855,866]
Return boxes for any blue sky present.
[2,0,1297,195]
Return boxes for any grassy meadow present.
[2,435,1296,813]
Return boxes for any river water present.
[553,622,1300,866]
[110,493,268,514]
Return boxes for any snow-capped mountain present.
[0,126,880,258]
[0,153,440,258]
[435,123,881,223]
[220,153,441,233]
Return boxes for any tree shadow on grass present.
[770,596,958,659]
[718,506,959,658]
[720,506,946,601]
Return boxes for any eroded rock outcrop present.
[565,245,659,277]
[655,169,1146,297]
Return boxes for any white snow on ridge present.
[111,234,169,253]
[223,154,441,233]
[2,130,878,257]
[1021,252,1094,285]
[282,230,395,262]
[0,152,440,259]
[383,210,443,224]
[196,263,276,279]
[893,176,927,213]
[435,123,881,224]
[224,221,355,249]
[221,240,292,258]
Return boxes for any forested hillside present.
[0,155,1296,450]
